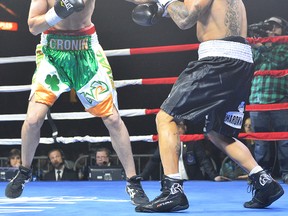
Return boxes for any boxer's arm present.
[167,0,213,30]
[28,0,51,35]
[28,0,84,36]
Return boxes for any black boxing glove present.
[132,3,164,27]
[45,0,85,27]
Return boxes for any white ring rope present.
[0,49,132,65]
[0,135,156,145]
[0,48,133,65]
[0,85,31,93]
[0,79,143,93]
[0,109,148,121]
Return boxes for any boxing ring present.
[0,181,287,216]
[0,36,288,215]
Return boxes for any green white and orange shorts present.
[30,25,118,117]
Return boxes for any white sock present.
[249,166,263,176]
[167,173,181,179]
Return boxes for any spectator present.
[249,16,288,183]
[95,147,112,167]
[43,149,78,181]
[7,149,21,168]
[242,116,255,154]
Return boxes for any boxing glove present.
[157,0,178,9]
[132,3,164,26]
[45,0,85,27]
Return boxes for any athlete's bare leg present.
[102,105,149,205]
[21,96,49,168]
[206,130,258,173]
[155,110,180,175]
[102,105,136,178]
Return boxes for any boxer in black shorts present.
[127,0,284,213]
[161,36,253,138]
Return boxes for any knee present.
[156,110,172,127]
[24,112,45,129]
[155,110,167,125]
[103,112,122,129]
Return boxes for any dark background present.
[0,0,287,161]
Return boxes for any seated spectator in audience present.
[95,147,112,167]
[76,147,115,180]
[43,148,78,181]
[0,149,22,181]
[242,116,255,154]
[7,149,21,168]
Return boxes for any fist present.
[54,0,85,19]
[132,3,164,26]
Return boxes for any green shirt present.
[249,43,288,104]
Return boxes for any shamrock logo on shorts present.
[45,74,60,91]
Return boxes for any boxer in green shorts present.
[32,25,117,117]
[5,0,149,207]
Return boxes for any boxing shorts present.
[30,25,118,117]
[160,36,254,137]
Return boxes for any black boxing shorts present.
[160,36,254,138]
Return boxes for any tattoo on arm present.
[225,0,240,36]
[168,1,205,29]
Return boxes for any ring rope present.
[0,132,287,145]
[1,68,288,92]
[0,109,148,121]
[254,69,288,77]
[1,36,287,145]
[1,36,288,65]
[1,101,288,122]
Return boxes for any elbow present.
[28,21,41,36]
[28,26,40,36]
[177,19,192,30]
[178,23,190,30]
[29,28,39,36]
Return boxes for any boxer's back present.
[196,0,247,42]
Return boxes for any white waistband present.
[198,40,253,63]
[40,32,99,47]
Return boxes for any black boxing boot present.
[135,175,189,212]
[5,166,32,199]
[126,175,149,206]
[244,170,284,208]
